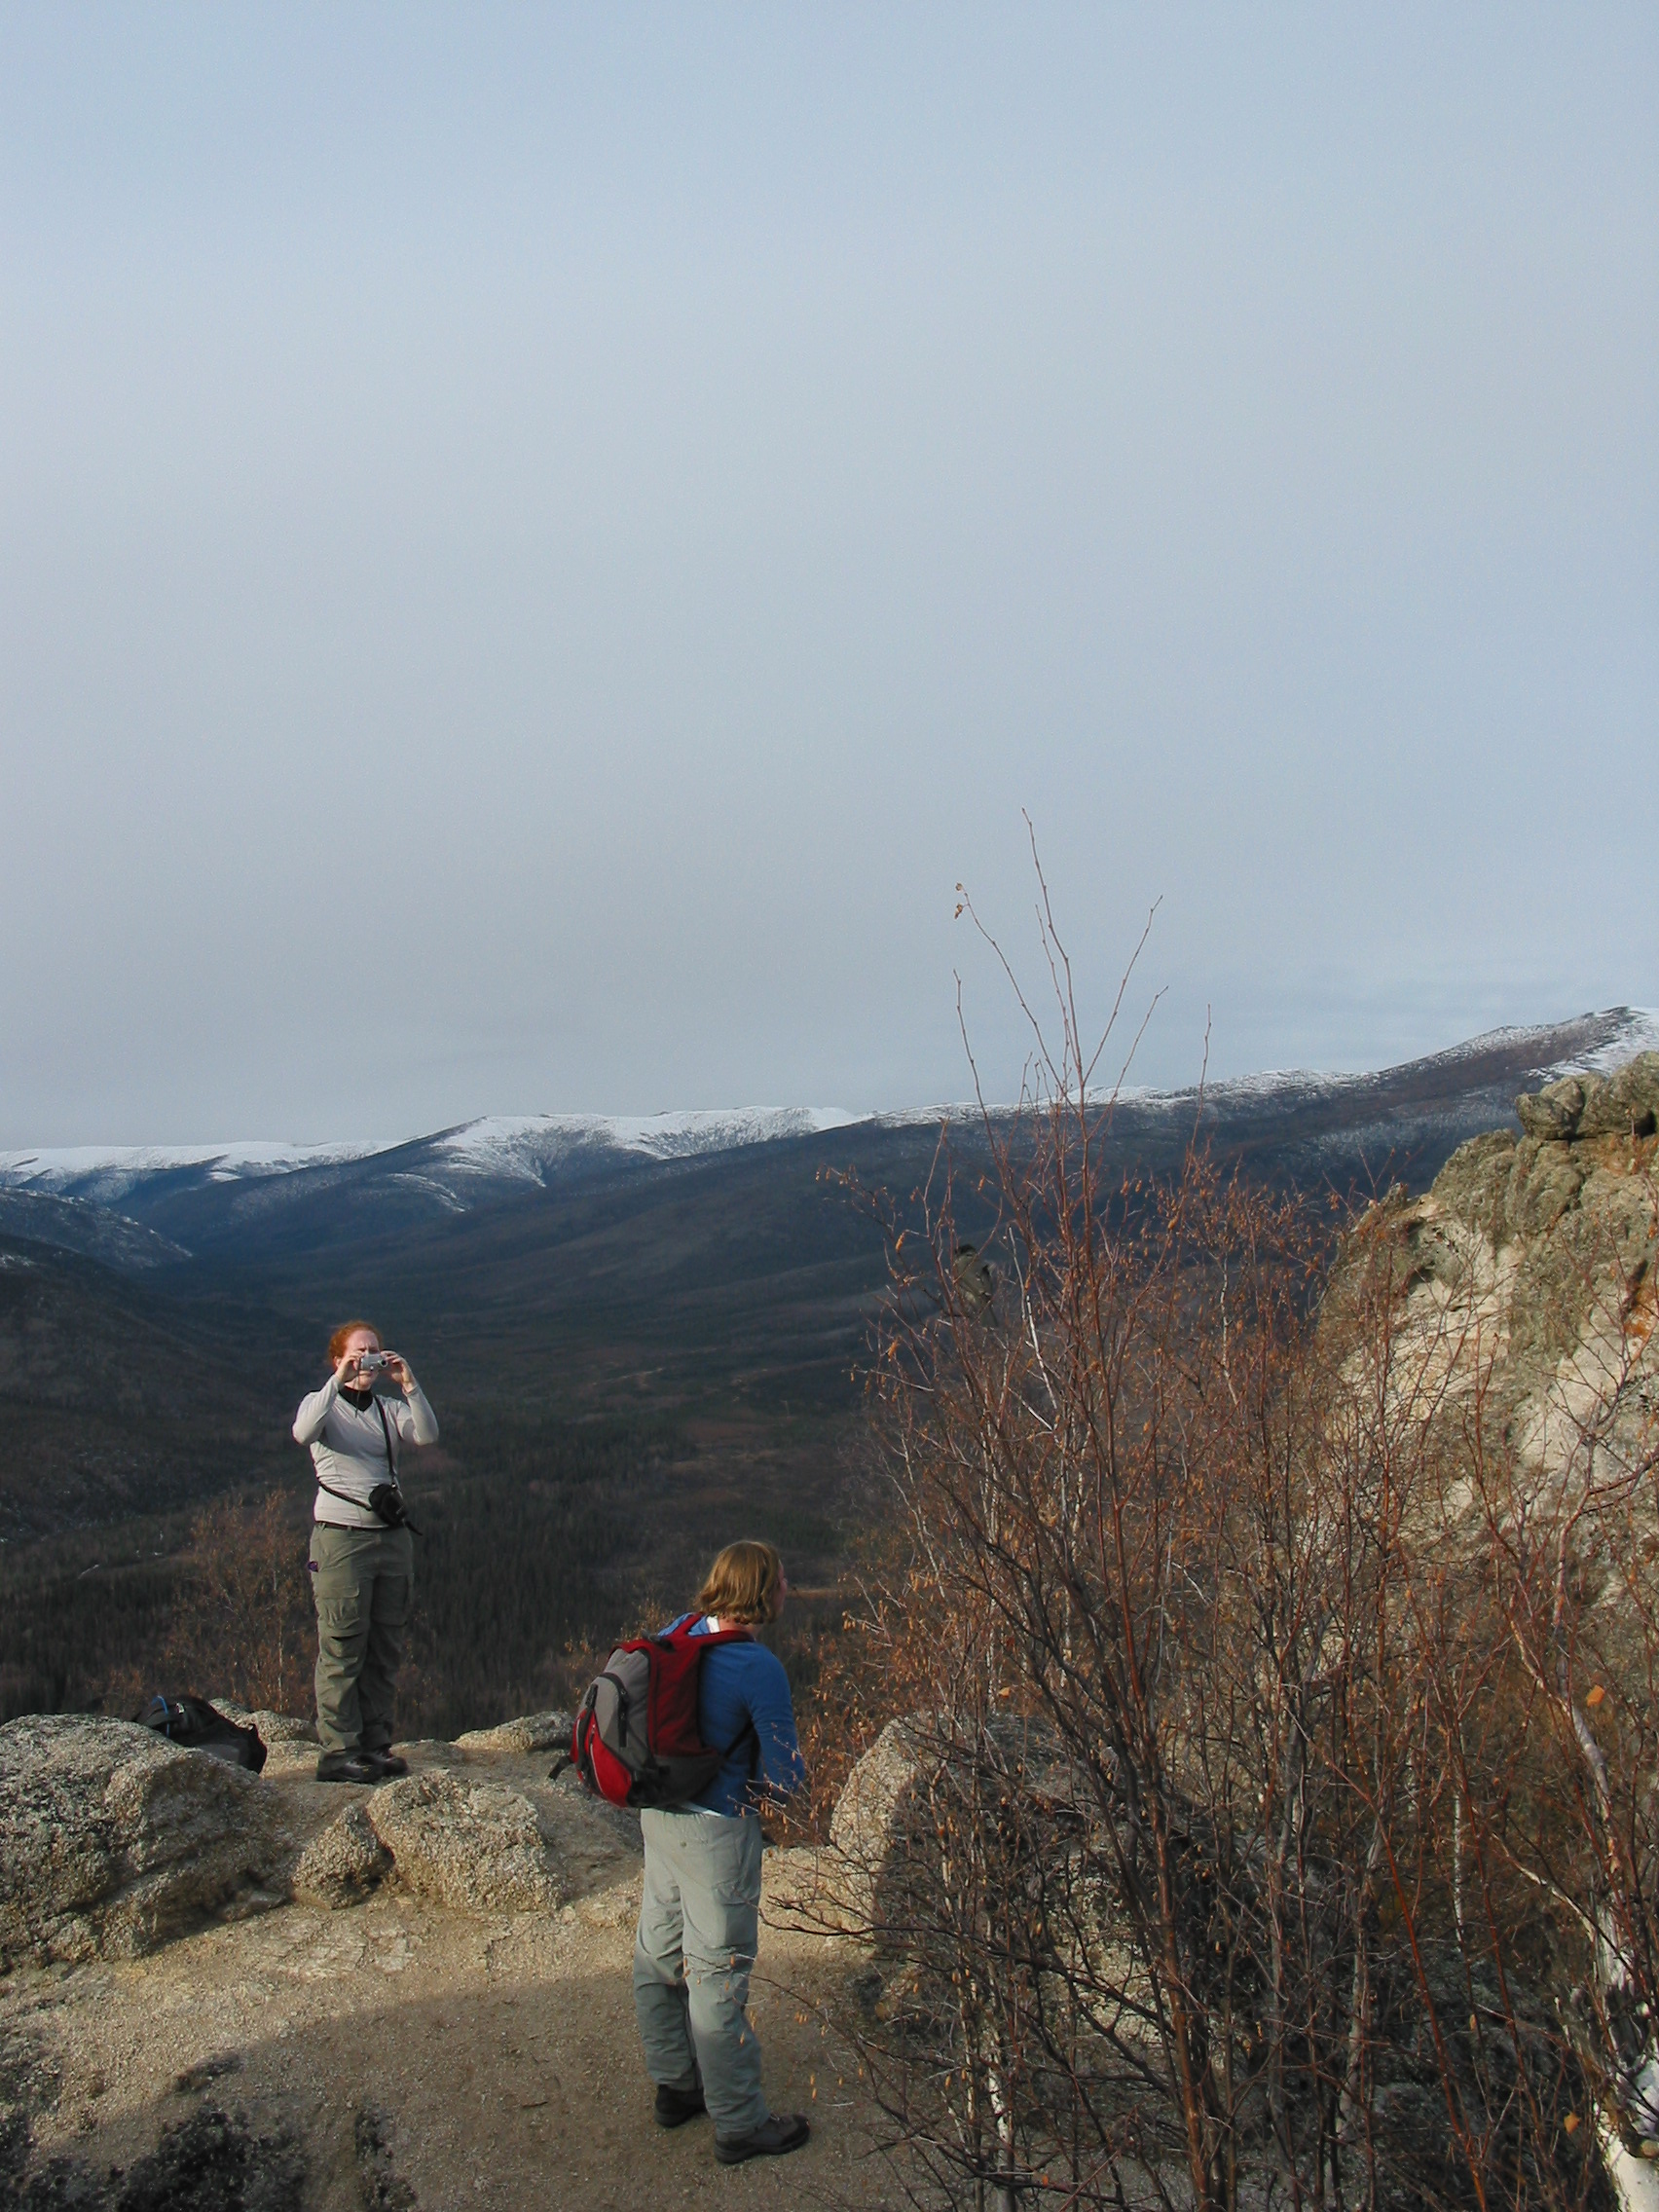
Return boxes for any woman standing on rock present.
[633,1538,811,2166]
[292,1322,438,1784]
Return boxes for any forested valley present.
[0,1401,849,1742]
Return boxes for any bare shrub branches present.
[816,903,1630,2211]
[161,1489,314,1716]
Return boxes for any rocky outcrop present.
[1339,1053,1659,1487]
[365,1772,563,1915]
[1,1709,584,1962]
[210,1702,320,1778]
[289,1801,392,1910]
[0,1714,297,1966]
[1513,1056,1659,1145]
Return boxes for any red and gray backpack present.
[569,1617,756,1809]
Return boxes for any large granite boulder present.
[365,1771,562,1915]
[828,1713,1082,1930]
[828,1720,926,1923]
[0,1714,296,1965]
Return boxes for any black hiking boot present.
[714,2114,810,2165]
[653,2083,707,2129]
[362,1749,409,1777]
[315,1750,383,1784]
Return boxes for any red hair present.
[327,1320,381,1366]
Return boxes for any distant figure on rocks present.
[292,1321,438,1784]
[634,1539,811,2166]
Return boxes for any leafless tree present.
[814,863,1606,2210]
[163,1488,314,1715]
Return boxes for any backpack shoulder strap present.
[675,1619,759,1766]
[679,1619,754,1649]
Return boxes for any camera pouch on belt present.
[366,1481,418,1531]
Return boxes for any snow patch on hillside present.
[1564,1008,1659,1073]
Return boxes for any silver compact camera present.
[356,1351,389,1373]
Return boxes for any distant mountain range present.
[0,1105,865,1211]
[5,1008,1654,1263]
[2,1007,1655,1442]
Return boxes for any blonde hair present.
[696,1540,785,1627]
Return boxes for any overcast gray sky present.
[3,4,1654,1144]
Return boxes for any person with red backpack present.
[620,1540,809,2165]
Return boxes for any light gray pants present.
[309,1523,414,1755]
[634,1808,768,2137]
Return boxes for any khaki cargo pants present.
[309,1523,414,1755]
[634,1808,768,2137]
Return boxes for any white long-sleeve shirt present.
[293,1371,439,1529]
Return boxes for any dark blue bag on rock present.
[136,1693,268,1772]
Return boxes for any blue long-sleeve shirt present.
[670,1613,806,1818]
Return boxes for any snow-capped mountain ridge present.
[0,1106,866,1204]
[2,1008,1653,1214]
[0,1137,384,1208]
[1126,1006,1659,1112]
